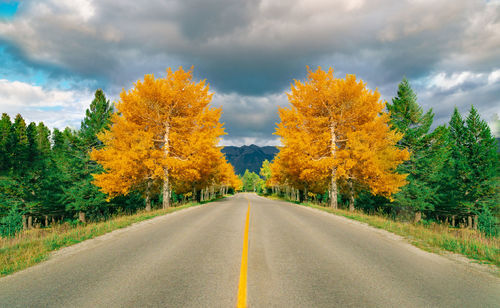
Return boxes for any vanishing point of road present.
[1,193,499,307]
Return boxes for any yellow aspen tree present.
[274,67,409,208]
[92,67,221,209]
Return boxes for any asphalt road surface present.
[1,193,499,307]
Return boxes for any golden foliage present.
[90,67,239,202]
[271,67,409,201]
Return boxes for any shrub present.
[478,206,499,237]
[0,205,23,237]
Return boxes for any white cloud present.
[0,79,92,129]
[428,71,484,90]
[488,69,500,85]
[220,137,280,147]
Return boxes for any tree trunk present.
[52,217,56,225]
[330,175,338,209]
[304,187,308,202]
[329,124,338,209]
[452,215,456,227]
[192,186,197,202]
[162,175,171,209]
[162,124,171,209]
[145,180,152,211]
[45,215,48,227]
[468,216,472,229]
[79,211,86,224]
[473,215,478,230]
[22,215,27,230]
[414,211,422,224]
[348,179,355,212]
[28,216,33,229]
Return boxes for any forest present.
[0,68,241,237]
[242,68,499,237]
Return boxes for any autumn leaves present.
[270,67,409,209]
[91,67,409,209]
[91,68,241,209]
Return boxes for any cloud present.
[488,69,500,85]
[2,0,497,93]
[0,0,499,142]
[212,92,287,145]
[0,79,92,129]
[428,71,484,91]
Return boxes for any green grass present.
[270,196,500,268]
[0,202,202,277]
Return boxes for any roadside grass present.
[0,201,202,277]
[268,196,500,268]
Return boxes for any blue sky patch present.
[0,1,18,19]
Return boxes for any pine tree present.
[10,114,29,173]
[443,106,499,228]
[0,113,12,172]
[36,123,51,155]
[386,77,449,222]
[80,89,113,150]
[64,90,113,223]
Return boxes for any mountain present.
[221,144,279,175]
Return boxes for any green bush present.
[0,205,23,237]
[478,206,499,237]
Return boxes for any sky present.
[0,0,499,146]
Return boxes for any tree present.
[241,170,262,192]
[259,159,272,194]
[80,89,113,149]
[0,113,12,172]
[273,67,409,208]
[10,114,29,173]
[92,67,223,208]
[62,90,114,223]
[386,77,449,221]
[443,106,498,227]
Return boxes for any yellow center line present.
[237,198,251,308]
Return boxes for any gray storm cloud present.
[0,0,499,144]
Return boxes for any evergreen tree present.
[0,113,12,172]
[443,106,499,224]
[26,122,38,166]
[64,90,113,222]
[10,114,29,173]
[36,123,51,155]
[79,89,113,150]
[386,78,448,221]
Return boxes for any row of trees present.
[0,90,122,235]
[262,67,498,235]
[0,67,241,236]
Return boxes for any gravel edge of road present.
[255,194,499,278]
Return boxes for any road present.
[1,193,499,307]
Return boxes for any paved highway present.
[1,193,499,307]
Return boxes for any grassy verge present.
[0,201,202,277]
[268,196,500,268]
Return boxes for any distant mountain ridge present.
[221,144,279,175]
